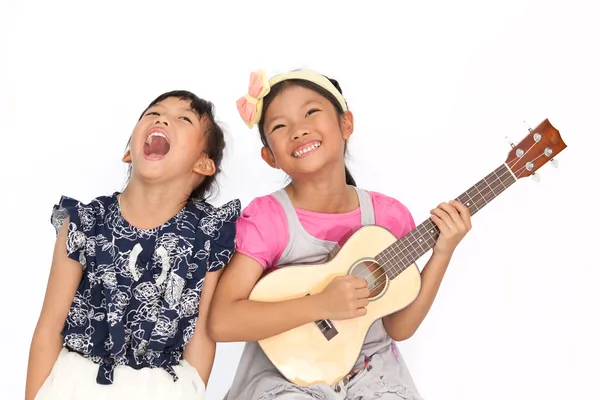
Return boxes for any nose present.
[154,118,169,127]
[291,126,310,141]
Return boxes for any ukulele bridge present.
[306,294,338,340]
[315,318,338,340]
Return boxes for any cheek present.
[130,122,149,147]
[177,130,205,161]
[268,137,290,160]
[319,119,345,145]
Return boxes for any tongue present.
[144,136,170,157]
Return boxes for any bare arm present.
[383,200,471,341]
[183,269,222,385]
[207,253,325,342]
[383,251,452,340]
[25,218,82,400]
[207,253,369,343]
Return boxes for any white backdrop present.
[1,0,598,399]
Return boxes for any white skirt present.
[35,348,205,400]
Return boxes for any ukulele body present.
[249,225,422,386]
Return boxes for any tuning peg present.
[531,172,541,182]
[523,120,533,132]
[505,136,515,148]
[550,158,559,168]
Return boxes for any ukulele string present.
[357,148,547,297]
[314,140,547,328]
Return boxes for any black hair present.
[127,90,226,200]
[257,76,356,186]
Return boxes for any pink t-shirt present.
[236,191,416,270]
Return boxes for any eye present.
[145,111,159,116]
[306,108,321,117]
[180,116,192,123]
[271,124,286,133]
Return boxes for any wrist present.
[431,248,454,261]
[306,292,328,321]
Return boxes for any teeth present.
[146,131,169,145]
[293,142,321,158]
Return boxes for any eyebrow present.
[149,104,198,116]
[268,99,323,123]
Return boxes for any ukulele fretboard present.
[376,163,517,279]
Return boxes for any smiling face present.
[260,84,353,179]
[125,96,214,184]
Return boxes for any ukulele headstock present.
[505,119,567,179]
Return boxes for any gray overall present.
[224,188,424,400]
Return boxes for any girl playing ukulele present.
[209,69,471,399]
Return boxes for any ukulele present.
[248,119,567,386]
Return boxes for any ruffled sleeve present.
[50,196,100,269]
[194,198,241,273]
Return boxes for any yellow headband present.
[236,69,348,129]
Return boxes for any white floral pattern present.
[51,192,240,384]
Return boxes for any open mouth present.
[143,129,171,160]
[292,141,321,158]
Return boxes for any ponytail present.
[345,165,356,186]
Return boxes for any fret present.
[376,164,517,280]
[407,230,426,253]
[474,180,494,203]
[457,192,475,211]
[483,174,500,197]
[466,185,486,212]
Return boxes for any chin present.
[288,158,330,177]
[131,161,170,183]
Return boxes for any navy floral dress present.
[50,192,240,385]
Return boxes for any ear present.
[340,110,354,141]
[122,149,132,163]
[192,157,216,177]
[261,146,278,169]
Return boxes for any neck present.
[119,178,192,230]
[287,164,356,213]
[376,163,517,279]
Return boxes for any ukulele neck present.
[376,163,517,279]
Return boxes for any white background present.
[1,0,598,399]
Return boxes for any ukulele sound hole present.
[311,260,387,341]
[350,259,388,299]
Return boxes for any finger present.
[430,208,451,233]
[449,200,472,227]
[352,277,369,289]
[430,214,450,235]
[450,200,471,229]
[357,288,371,299]
[357,298,369,308]
[355,307,367,317]
[438,202,466,231]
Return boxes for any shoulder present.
[190,198,241,240]
[237,194,287,235]
[50,193,117,268]
[367,190,416,238]
[51,193,117,235]
[241,194,285,218]
[235,194,289,269]
[368,191,412,215]
[190,198,241,272]
[191,197,241,257]
[191,198,241,223]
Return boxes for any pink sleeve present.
[369,191,416,238]
[235,195,288,270]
